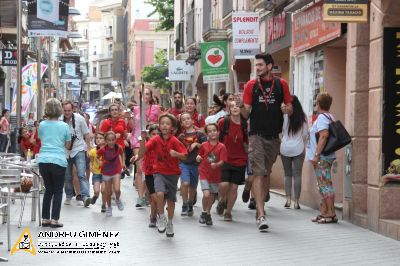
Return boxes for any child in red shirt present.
[97,131,125,217]
[142,124,159,228]
[18,127,40,159]
[196,123,227,226]
[138,114,187,237]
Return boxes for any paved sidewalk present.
[1,176,400,265]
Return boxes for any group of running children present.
[88,99,246,238]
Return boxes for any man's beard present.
[175,101,183,109]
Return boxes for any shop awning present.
[284,0,314,13]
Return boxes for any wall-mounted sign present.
[60,55,80,82]
[168,60,191,81]
[382,27,400,174]
[323,0,368,23]
[0,49,17,66]
[266,11,292,54]
[200,41,229,83]
[292,1,341,55]
[27,0,70,37]
[232,12,260,59]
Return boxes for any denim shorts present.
[92,174,103,185]
[200,179,219,194]
[179,163,199,188]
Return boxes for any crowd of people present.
[1,53,339,236]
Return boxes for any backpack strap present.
[240,116,248,143]
[197,113,202,126]
[219,115,230,142]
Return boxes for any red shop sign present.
[292,1,341,55]
[267,12,286,44]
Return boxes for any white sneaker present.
[257,216,269,232]
[116,200,124,211]
[157,214,167,233]
[64,198,71,205]
[166,221,174,237]
[106,207,113,217]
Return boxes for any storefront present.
[291,0,347,209]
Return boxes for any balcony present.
[202,28,228,42]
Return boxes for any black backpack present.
[219,115,248,143]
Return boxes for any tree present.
[141,49,171,91]
[145,0,174,31]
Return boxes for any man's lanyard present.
[257,78,275,111]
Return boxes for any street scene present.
[1,0,400,265]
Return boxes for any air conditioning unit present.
[264,0,289,11]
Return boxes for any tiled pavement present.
[1,176,400,266]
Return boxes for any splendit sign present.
[232,17,258,23]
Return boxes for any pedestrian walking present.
[89,132,107,212]
[217,101,248,221]
[184,97,205,130]
[280,96,308,209]
[306,92,338,224]
[241,53,293,231]
[100,103,127,150]
[37,98,71,228]
[178,113,207,216]
[168,91,185,118]
[97,131,125,217]
[205,93,235,125]
[0,109,10,152]
[61,101,92,207]
[138,113,188,237]
[196,123,227,226]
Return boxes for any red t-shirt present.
[198,142,227,183]
[142,149,157,175]
[218,118,248,166]
[100,118,127,148]
[192,112,205,129]
[243,77,292,105]
[20,136,36,157]
[145,134,188,175]
[97,145,124,176]
[169,107,183,118]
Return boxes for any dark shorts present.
[145,174,155,194]
[153,173,178,202]
[221,163,246,185]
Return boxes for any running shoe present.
[106,207,113,217]
[216,201,226,215]
[166,221,174,237]
[205,213,213,226]
[248,198,256,210]
[224,213,233,221]
[91,195,98,205]
[157,214,167,233]
[257,216,269,232]
[135,198,145,209]
[242,189,250,203]
[116,200,124,211]
[101,204,106,213]
[64,198,72,205]
[76,194,82,201]
[181,203,188,216]
[187,204,194,217]
[199,212,207,224]
[149,215,157,228]
[83,197,91,207]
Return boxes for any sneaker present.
[257,216,269,232]
[149,215,157,228]
[136,198,145,209]
[224,213,233,221]
[248,198,256,210]
[106,207,113,217]
[187,204,194,217]
[144,195,150,206]
[181,203,188,216]
[216,201,226,215]
[166,221,174,237]
[157,214,167,233]
[121,170,126,180]
[50,220,64,228]
[116,200,124,211]
[242,189,250,203]
[64,198,72,205]
[84,197,91,207]
[205,213,213,226]
[76,194,82,201]
[91,195,98,205]
[101,204,106,213]
[199,212,207,224]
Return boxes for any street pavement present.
[1,175,400,266]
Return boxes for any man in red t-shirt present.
[241,53,292,232]
[168,91,185,118]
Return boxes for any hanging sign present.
[232,12,260,59]
[200,41,229,83]
[323,0,368,23]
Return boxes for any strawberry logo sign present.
[200,41,229,83]
[205,48,225,67]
